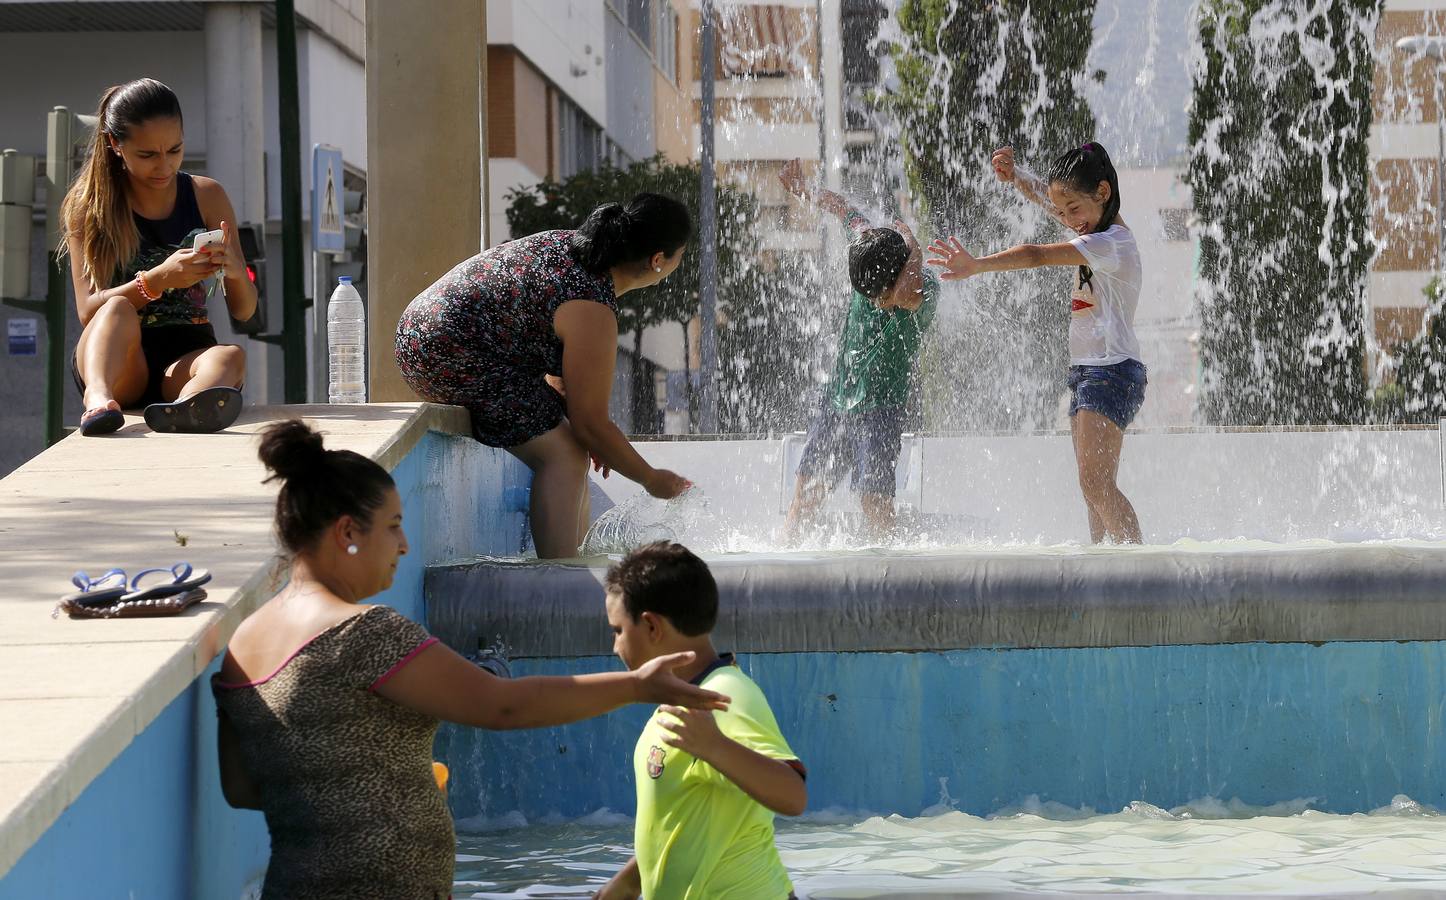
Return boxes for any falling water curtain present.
[1189,0,1380,425]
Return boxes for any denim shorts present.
[796,403,905,497]
[1068,358,1147,431]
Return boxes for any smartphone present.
[192,228,225,252]
[192,228,227,294]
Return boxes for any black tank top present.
[117,172,215,329]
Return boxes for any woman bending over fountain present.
[928,142,1146,544]
[395,194,693,558]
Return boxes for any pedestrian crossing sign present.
[312,144,345,254]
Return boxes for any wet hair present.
[1048,141,1121,291]
[257,419,396,555]
[849,227,910,299]
[604,541,718,637]
[569,192,692,274]
[59,78,185,288]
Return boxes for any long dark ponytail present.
[59,78,184,288]
[1048,141,1121,291]
[569,192,692,275]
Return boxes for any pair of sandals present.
[54,563,212,619]
[80,386,244,438]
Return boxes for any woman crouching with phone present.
[61,77,255,436]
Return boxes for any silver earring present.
[346,544,359,556]
[654,266,662,273]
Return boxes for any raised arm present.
[992,146,1070,230]
[194,176,258,322]
[375,642,728,731]
[779,159,870,233]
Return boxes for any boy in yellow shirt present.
[596,542,807,900]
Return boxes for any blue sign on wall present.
[312,145,345,254]
[7,317,36,356]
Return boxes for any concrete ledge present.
[0,402,468,878]
[428,544,1446,657]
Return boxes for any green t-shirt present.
[632,662,798,900]
[827,209,939,413]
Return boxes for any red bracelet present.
[135,271,158,302]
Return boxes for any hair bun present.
[258,419,327,482]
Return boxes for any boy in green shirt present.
[779,159,940,543]
[596,542,806,900]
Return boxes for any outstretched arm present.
[376,644,728,730]
[926,235,1086,281]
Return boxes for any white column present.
[820,0,844,192]
[203,2,269,401]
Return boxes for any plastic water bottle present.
[327,276,366,404]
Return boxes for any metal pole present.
[698,0,719,434]
[44,251,64,443]
[43,108,74,445]
[277,0,308,404]
[312,249,328,402]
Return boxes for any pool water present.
[452,796,1446,897]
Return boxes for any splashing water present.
[579,486,719,556]
[453,794,1446,897]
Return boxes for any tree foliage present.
[1187,0,1380,425]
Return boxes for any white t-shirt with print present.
[1066,224,1142,367]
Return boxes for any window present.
[719,5,795,79]
[654,0,679,83]
[558,96,603,178]
[625,0,651,46]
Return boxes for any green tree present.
[888,0,1098,431]
[505,154,766,433]
[1188,0,1380,425]
[1384,277,1446,423]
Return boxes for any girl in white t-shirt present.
[927,142,1145,544]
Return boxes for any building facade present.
[1372,0,1446,354]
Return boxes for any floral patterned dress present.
[394,230,617,447]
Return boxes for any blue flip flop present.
[143,386,243,434]
[119,563,212,604]
[58,568,129,607]
[79,407,125,437]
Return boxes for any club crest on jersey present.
[647,745,666,779]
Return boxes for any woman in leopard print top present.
[213,420,729,900]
